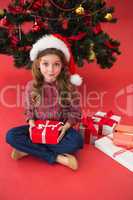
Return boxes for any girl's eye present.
[43,62,48,66]
[54,63,60,67]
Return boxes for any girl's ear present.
[36,58,41,68]
[37,64,40,70]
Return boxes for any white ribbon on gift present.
[37,120,64,143]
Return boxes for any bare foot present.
[11,149,29,160]
[56,153,78,170]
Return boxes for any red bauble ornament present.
[10,35,19,47]
[84,12,91,26]
[32,22,41,32]
[104,40,114,48]
[62,19,68,29]
[8,5,23,14]
[31,0,43,11]
[19,45,31,51]
[92,24,102,34]
[0,16,9,27]
[19,0,25,5]
[26,10,31,14]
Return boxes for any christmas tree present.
[0,0,121,69]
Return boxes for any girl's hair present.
[31,48,76,106]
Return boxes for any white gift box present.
[92,111,121,136]
[95,134,133,172]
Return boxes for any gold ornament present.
[88,43,96,61]
[0,9,4,16]
[104,13,113,21]
[75,4,85,15]
[90,43,94,48]
[88,50,96,61]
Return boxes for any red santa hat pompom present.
[30,34,83,86]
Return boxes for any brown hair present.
[31,48,76,106]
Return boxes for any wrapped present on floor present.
[95,134,133,172]
[30,120,64,144]
[92,111,121,136]
[82,111,121,144]
[113,124,133,148]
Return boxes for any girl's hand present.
[58,122,71,142]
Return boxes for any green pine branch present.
[0,0,121,69]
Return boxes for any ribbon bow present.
[82,111,118,136]
[37,121,64,131]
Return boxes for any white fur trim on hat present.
[70,74,83,86]
[30,35,71,62]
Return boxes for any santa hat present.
[30,34,83,86]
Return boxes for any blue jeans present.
[6,125,84,164]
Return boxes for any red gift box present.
[30,120,64,144]
[82,111,121,144]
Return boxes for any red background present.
[0,1,133,200]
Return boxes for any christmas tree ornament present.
[104,40,114,49]
[104,13,113,21]
[92,24,102,34]
[88,43,96,61]
[32,21,41,32]
[84,14,91,26]
[19,45,31,51]
[0,9,5,16]
[26,10,31,14]
[88,49,96,61]
[8,4,23,14]
[62,19,68,29]
[10,35,19,47]
[31,0,43,11]
[0,16,9,27]
[75,4,85,15]
[19,0,26,5]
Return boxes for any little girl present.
[6,34,84,170]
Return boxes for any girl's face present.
[39,54,62,83]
